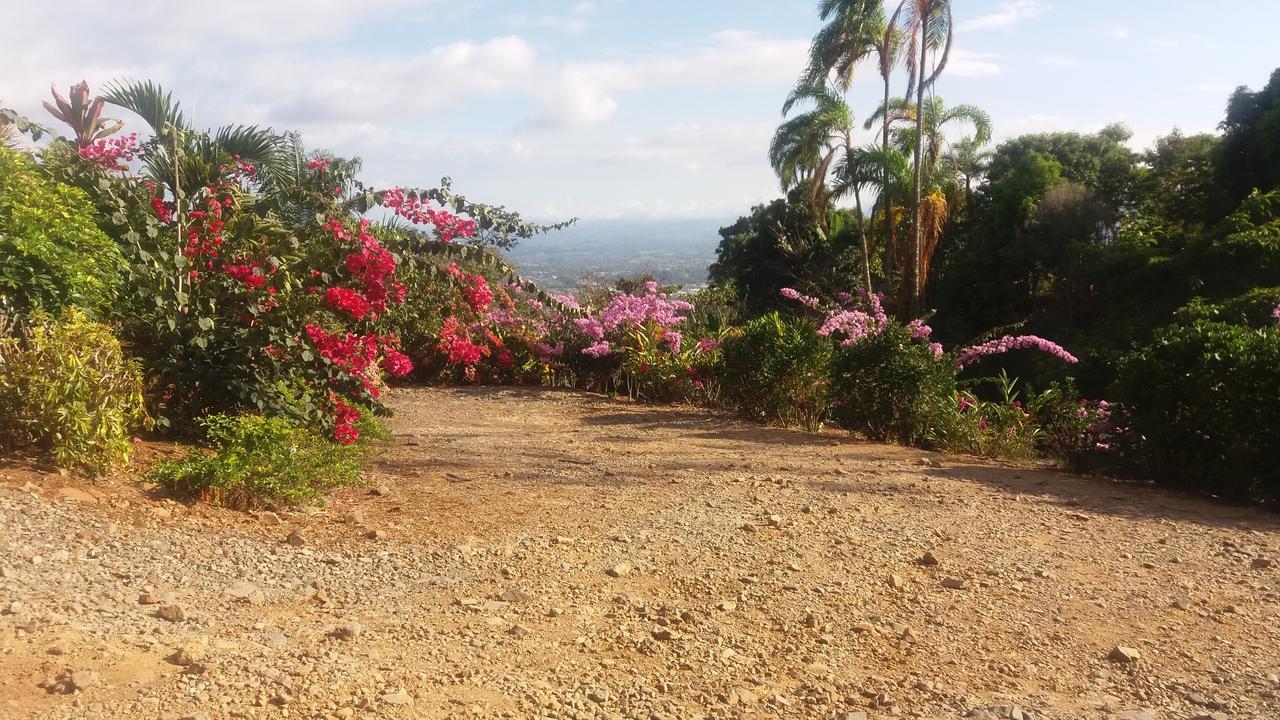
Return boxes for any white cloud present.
[958,0,1049,31]
[947,50,1002,77]
[1150,39,1177,49]
[1108,26,1130,40]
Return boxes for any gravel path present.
[2,387,1278,720]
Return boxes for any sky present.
[3,1,1278,222]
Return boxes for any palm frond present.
[101,79,188,134]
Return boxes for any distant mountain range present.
[503,217,729,291]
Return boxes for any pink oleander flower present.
[695,337,719,353]
[954,335,1078,367]
[1273,304,1280,329]
[661,329,683,353]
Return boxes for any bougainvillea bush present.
[548,281,722,403]
[102,150,416,443]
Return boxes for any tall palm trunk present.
[854,183,872,292]
[909,25,928,318]
[881,69,892,295]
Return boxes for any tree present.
[896,0,954,315]
[770,83,872,285]
[984,126,1138,239]
[1217,67,1280,210]
[710,195,862,315]
[793,0,904,292]
[941,136,992,211]
[866,95,990,310]
[1137,131,1225,232]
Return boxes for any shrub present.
[1002,377,1126,473]
[1115,319,1280,503]
[148,414,370,510]
[719,312,831,430]
[0,309,149,473]
[939,373,1039,461]
[829,321,957,445]
[0,148,123,319]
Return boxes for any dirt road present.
[2,387,1278,719]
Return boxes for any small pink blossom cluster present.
[954,335,1078,368]
[907,319,944,358]
[379,187,477,242]
[78,133,139,171]
[816,291,888,346]
[1272,304,1279,329]
[780,287,820,309]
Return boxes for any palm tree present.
[0,102,19,151]
[771,83,880,286]
[832,143,909,290]
[866,95,989,311]
[100,80,289,192]
[896,0,954,316]
[942,136,993,211]
[771,83,856,213]
[868,96,991,175]
[799,0,905,291]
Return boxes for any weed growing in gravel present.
[149,414,376,509]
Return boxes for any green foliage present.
[829,321,956,445]
[0,148,124,319]
[1116,320,1280,503]
[1137,131,1227,231]
[718,313,832,431]
[1174,287,1280,328]
[0,310,149,474]
[710,196,863,315]
[149,414,368,510]
[1218,67,1280,210]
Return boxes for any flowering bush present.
[829,321,958,445]
[1028,382,1124,472]
[556,281,718,402]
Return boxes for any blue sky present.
[3,1,1278,221]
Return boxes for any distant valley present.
[503,217,728,291]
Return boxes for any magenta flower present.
[582,340,612,358]
[954,335,1078,367]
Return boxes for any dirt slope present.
[1,387,1278,720]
